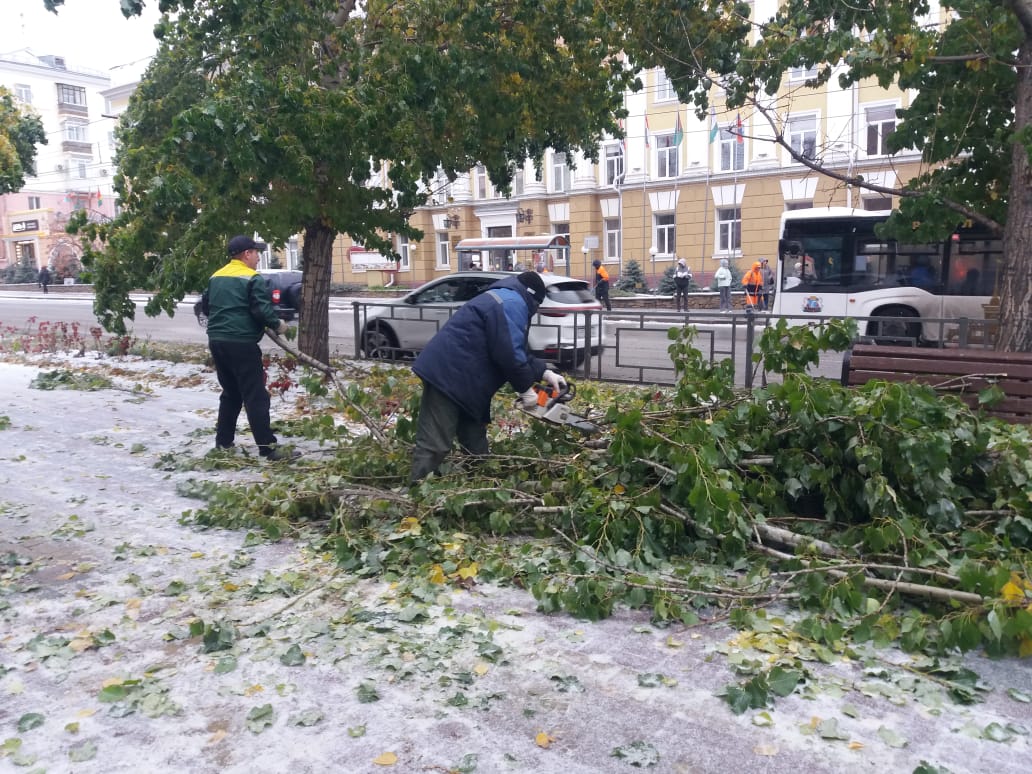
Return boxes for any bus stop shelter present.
[455,235,571,274]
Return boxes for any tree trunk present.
[297,220,336,364]
[999,2,1032,352]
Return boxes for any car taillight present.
[271,289,281,303]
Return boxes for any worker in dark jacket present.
[410,271,566,482]
[207,234,295,461]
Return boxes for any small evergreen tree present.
[615,259,646,292]
[658,264,698,295]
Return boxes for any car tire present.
[362,324,399,359]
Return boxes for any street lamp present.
[649,245,658,286]
[444,211,461,229]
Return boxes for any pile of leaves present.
[183,319,1032,687]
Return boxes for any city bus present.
[773,207,1001,343]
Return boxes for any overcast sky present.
[1,0,161,81]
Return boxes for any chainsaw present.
[520,381,600,435]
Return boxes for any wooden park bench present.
[841,344,1032,424]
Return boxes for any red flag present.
[735,113,744,144]
[645,115,651,148]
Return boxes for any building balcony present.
[61,141,94,155]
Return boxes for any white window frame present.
[552,222,569,266]
[605,218,621,261]
[717,207,742,253]
[436,231,451,269]
[719,128,745,172]
[56,83,86,106]
[475,164,490,199]
[14,84,32,104]
[787,115,818,161]
[64,119,88,142]
[28,195,41,210]
[864,104,897,156]
[75,158,88,179]
[396,234,411,271]
[605,144,624,186]
[551,152,570,193]
[286,237,300,269]
[789,65,818,81]
[654,212,676,256]
[655,69,677,102]
[656,134,679,179]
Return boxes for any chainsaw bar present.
[521,383,601,436]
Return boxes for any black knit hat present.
[517,270,547,305]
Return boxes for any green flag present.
[708,107,719,144]
[673,114,684,147]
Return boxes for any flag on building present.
[618,117,626,158]
[708,106,720,144]
[673,114,684,147]
[645,115,651,148]
[735,113,744,144]
[97,188,103,205]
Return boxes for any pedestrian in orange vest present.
[742,261,764,312]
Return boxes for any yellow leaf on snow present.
[398,516,421,534]
[206,729,228,746]
[613,483,626,495]
[76,709,97,718]
[429,564,446,585]
[101,677,124,688]
[753,743,778,756]
[372,752,398,766]
[57,572,77,581]
[457,562,478,580]
[535,731,555,748]
[1001,581,1026,603]
[190,552,205,558]
[244,684,264,696]
[473,662,490,676]
[848,741,864,750]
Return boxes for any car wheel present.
[866,306,921,345]
[363,324,398,359]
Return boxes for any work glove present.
[542,369,567,394]
[520,387,539,409]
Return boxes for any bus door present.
[776,233,850,317]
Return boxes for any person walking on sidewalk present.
[592,259,612,311]
[759,257,775,311]
[672,257,693,312]
[38,266,51,294]
[742,261,764,313]
[205,235,296,461]
[409,271,566,482]
[714,258,733,313]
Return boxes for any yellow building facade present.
[326,48,924,290]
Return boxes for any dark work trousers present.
[595,283,612,311]
[674,286,689,311]
[410,381,489,483]
[209,339,277,453]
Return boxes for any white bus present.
[773,208,1001,343]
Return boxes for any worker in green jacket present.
[206,235,297,461]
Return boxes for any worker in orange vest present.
[742,261,764,312]
[592,259,612,311]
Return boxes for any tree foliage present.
[616,0,1032,351]
[0,87,46,196]
[65,0,634,362]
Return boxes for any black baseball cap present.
[227,235,267,256]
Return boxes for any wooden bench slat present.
[842,345,1032,424]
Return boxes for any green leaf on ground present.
[356,682,380,703]
[68,739,97,761]
[279,644,306,666]
[610,740,659,767]
[877,726,908,748]
[246,704,274,734]
[16,713,44,732]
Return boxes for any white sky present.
[1,0,162,82]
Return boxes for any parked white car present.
[359,271,606,366]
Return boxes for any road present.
[0,290,844,386]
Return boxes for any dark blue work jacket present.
[413,276,548,423]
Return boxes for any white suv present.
[359,271,605,366]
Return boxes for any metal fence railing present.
[350,299,998,389]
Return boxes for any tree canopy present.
[615,0,1032,350]
[0,87,46,196]
[67,0,634,362]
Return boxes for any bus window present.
[894,243,942,289]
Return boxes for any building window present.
[605,218,621,261]
[656,135,679,179]
[76,159,88,178]
[605,144,624,186]
[865,104,897,156]
[286,237,300,269]
[511,169,525,197]
[655,69,677,102]
[552,152,570,193]
[552,222,569,266]
[28,196,41,210]
[654,213,676,255]
[437,231,451,268]
[785,201,813,211]
[717,207,742,252]
[789,65,818,81]
[787,115,817,161]
[474,164,490,199]
[719,128,745,171]
[63,120,88,142]
[57,83,86,107]
[863,196,893,211]
[14,84,32,104]
[396,234,411,270]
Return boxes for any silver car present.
[359,271,606,366]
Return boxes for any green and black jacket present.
[205,260,281,342]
